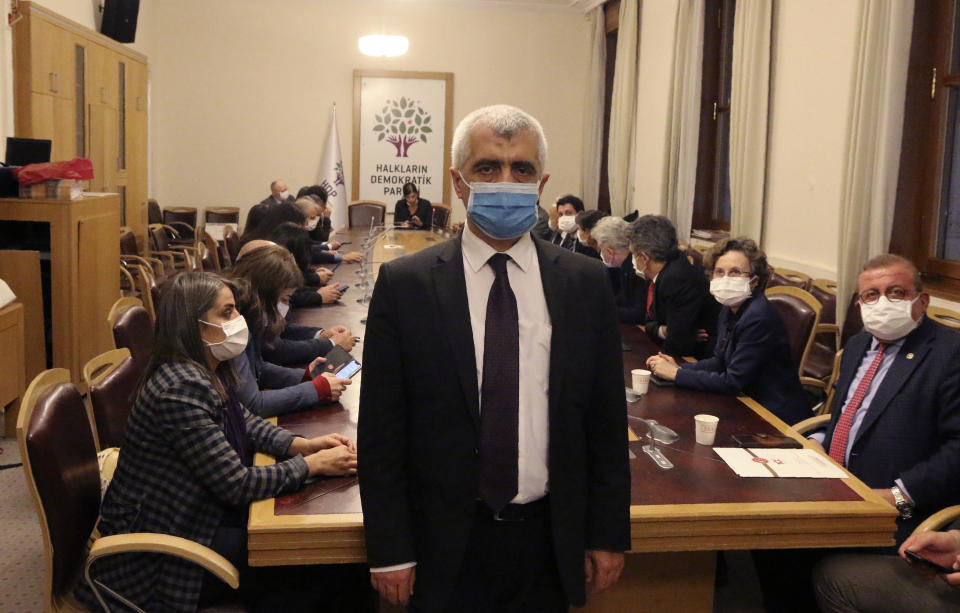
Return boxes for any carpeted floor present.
[0,436,46,612]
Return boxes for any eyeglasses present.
[858,287,913,305]
[711,268,752,279]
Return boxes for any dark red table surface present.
[273,235,860,516]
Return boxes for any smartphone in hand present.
[905,550,957,574]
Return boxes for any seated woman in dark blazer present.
[646,237,809,425]
[229,244,352,417]
[394,181,432,229]
[268,222,342,308]
[78,271,363,611]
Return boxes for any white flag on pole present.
[318,104,348,231]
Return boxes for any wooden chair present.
[684,246,706,274]
[200,230,222,272]
[120,226,167,282]
[107,298,154,377]
[17,369,240,612]
[432,204,451,230]
[147,224,200,272]
[839,291,864,349]
[765,286,822,380]
[83,349,138,451]
[768,267,812,291]
[804,278,841,387]
[204,206,240,225]
[347,200,387,228]
[162,206,198,244]
[928,305,960,329]
[913,505,960,535]
[147,199,162,225]
[223,227,242,267]
[119,260,158,321]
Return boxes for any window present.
[597,0,620,214]
[692,0,736,232]
[891,1,960,289]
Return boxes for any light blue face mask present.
[460,172,541,240]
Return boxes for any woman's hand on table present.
[318,325,347,339]
[321,373,352,401]
[330,329,356,351]
[304,445,358,476]
[315,267,334,284]
[342,251,364,263]
[646,352,679,381]
[288,434,355,456]
[317,285,342,304]
[327,240,342,250]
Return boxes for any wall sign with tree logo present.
[353,70,454,205]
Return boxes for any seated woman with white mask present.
[645,237,809,425]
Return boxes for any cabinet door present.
[88,103,118,192]
[28,18,75,98]
[86,44,117,109]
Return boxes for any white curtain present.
[580,6,606,210]
[837,0,914,323]
[662,0,704,241]
[728,0,772,241]
[607,0,639,217]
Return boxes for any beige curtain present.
[662,0,704,241]
[581,6,606,210]
[837,0,914,323]
[728,0,772,241]
[607,0,639,217]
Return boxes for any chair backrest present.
[223,227,241,266]
[684,246,706,274]
[147,199,162,225]
[18,369,101,605]
[768,267,812,291]
[148,223,171,252]
[818,349,844,416]
[809,278,838,325]
[119,227,139,256]
[162,207,198,239]
[348,201,387,228]
[109,300,154,376]
[84,348,138,450]
[201,231,221,272]
[432,205,451,229]
[205,206,240,225]
[928,305,960,329]
[765,286,822,375]
[839,290,863,349]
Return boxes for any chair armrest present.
[791,414,831,435]
[800,376,828,390]
[87,533,239,587]
[119,265,136,292]
[166,221,195,234]
[818,323,840,334]
[913,505,960,535]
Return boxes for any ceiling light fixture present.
[358,34,409,57]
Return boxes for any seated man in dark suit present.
[590,216,647,324]
[759,253,960,612]
[627,214,717,358]
[547,194,584,250]
[260,179,294,206]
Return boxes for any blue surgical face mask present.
[459,171,541,240]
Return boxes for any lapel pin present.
[906,353,914,360]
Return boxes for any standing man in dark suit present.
[628,215,717,358]
[758,253,960,612]
[358,104,631,612]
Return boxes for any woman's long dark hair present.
[228,244,303,345]
[267,222,312,274]
[146,272,239,399]
[241,203,305,244]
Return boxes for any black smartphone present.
[650,375,674,387]
[310,346,355,378]
[730,433,803,449]
[337,284,349,293]
[905,550,956,574]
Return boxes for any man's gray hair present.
[590,217,631,251]
[452,104,548,172]
[627,215,679,262]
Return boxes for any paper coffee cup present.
[694,414,719,446]
[631,369,651,395]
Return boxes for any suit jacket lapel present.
[535,240,569,421]
[430,237,481,432]
[853,319,935,445]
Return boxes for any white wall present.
[147,0,590,223]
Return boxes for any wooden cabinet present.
[0,302,25,437]
[13,2,148,240]
[0,196,120,385]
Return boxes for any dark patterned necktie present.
[478,253,520,512]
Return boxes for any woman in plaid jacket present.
[78,272,360,611]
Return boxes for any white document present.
[713,448,849,478]
[204,223,233,242]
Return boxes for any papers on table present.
[204,223,235,241]
[713,448,848,478]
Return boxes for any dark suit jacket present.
[644,250,718,358]
[550,230,577,250]
[675,292,809,425]
[609,256,648,325]
[823,317,960,543]
[261,322,334,366]
[394,198,433,228]
[358,234,631,610]
[259,194,294,206]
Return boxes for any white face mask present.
[633,256,646,279]
[710,276,754,307]
[200,315,249,361]
[557,215,578,234]
[860,296,920,341]
[277,301,290,318]
[305,217,320,231]
[279,190,290,201]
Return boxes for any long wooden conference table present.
[249,227,897,611]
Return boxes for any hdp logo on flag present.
[319,105,348,231]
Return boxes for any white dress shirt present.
[461,225,552,504]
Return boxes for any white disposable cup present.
[631,369,651,395]
[694,414,719,446]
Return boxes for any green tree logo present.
[373,97,433,157]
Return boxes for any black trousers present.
[413,502,567,613]
[198,525,376,613]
